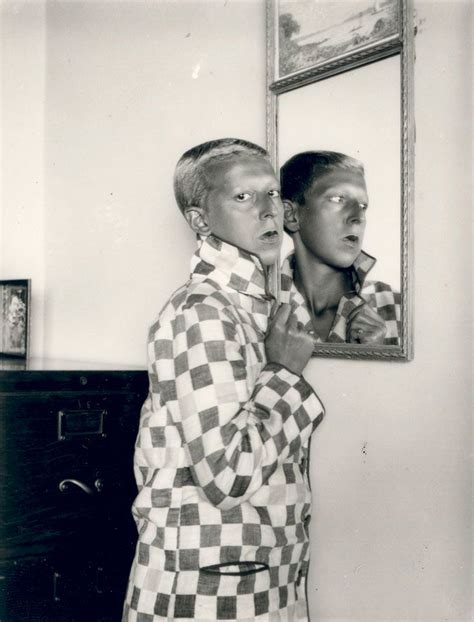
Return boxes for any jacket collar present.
[190,235,271,300]
[349,251,377,293]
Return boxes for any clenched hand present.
[265,304,314,375]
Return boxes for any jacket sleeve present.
[151,301,324,511]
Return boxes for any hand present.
[347,302,387,344]
[265,304,314,375]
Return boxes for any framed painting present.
[269,0,402,91]
[0,279,31,358]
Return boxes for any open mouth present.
[259,230,280,243]
[342,234,359,246]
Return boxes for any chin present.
[259,251,280,267]
[330,254,359,270]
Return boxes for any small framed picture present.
[0,280,31,358]
[268,0,402,91]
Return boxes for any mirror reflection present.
[279,150,401,345]
[275,55,403,352]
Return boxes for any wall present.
[1,0,267,364]
[1,0,472,620]
[1,0,46,356]
[305,2,472,620]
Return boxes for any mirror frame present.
[266,0,414,361]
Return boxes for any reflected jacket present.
[280,251,401,345]
[126,235,324,607]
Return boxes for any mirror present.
[266,0,414,360]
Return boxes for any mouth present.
[342,234,360,247]
[259,229,280,244]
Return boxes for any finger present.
[346,302,367,323]
[351,317,383,331]
[348,325,373,343]
[269,303,292,328]
[348,330,362,344]
[350,310,385,327]
[287,313,298,332]
[352,323,386,343]
[357,308,384,324]
[359,330,385,344]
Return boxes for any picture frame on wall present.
[0,279,30,359]
[269,0,402,91]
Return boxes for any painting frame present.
[0,279,31,359]
[266,0,415,361]
[268,0,403,93]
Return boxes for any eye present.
[235,192,252,202]
[268,189,280,198]
[328,195,344,204]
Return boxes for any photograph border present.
[0,279,31,359]
[268,0,402,93]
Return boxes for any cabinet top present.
[0,357,148,393]
[0,356,146,372]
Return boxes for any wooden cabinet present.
[0,362,148,621]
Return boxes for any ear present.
[283,200,300,233]
[184,206,211,236]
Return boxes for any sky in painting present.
[279,0,394,39]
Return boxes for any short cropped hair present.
[280,151,364,205]
[174,138,269,214]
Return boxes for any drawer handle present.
[58,478,94,495]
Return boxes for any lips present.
[259,229,280,243]
[342,234,360,247]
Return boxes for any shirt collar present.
[350,251,377,292]
[190,235,271,299]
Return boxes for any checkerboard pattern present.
[123,236,324,620]
[281,251,401,345]
[123,564,309,621]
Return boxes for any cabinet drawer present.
[0,553,134,622]
[0,391,141,559]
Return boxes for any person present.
[279,150,401,345]
[123,138,325,622]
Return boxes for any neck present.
[292,234,352,314]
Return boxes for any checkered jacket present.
[281,251,401,345]
[127,236,324,605]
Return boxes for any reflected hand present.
[347,302,387,344]
[265,304,314,375]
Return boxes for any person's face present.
[292,169,368,269]
[198,155,284,266]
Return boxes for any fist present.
[265,304,314,375]
[347,302,387,344]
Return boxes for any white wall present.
[1,0,46,356]
[1,0,266,364]
[305,2,472,620]
[1,0,472,620]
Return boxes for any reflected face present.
[296,169,368,269]
[203,156,284,266]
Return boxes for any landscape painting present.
[276,0,400,80]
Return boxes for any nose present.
[346,200,366,225]
[259,193,281,219]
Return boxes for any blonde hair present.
[174,138,269,214]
